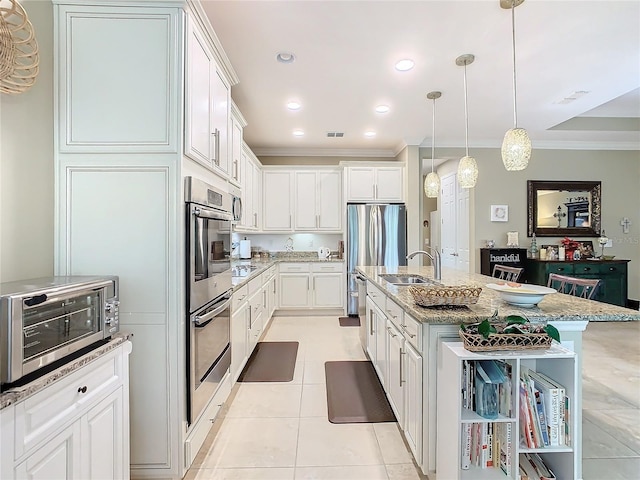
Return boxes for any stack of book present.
[461,421,513,474]
[518,368,570,449]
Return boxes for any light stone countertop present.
[231,252,344,289]
[1,333,132,410]
[357,265,640,324]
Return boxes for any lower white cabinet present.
[278,262,343,309]
[1,340,132,480]
[437,341,578,480]
[230,286,249,383]
[248,287,265,353]
[365,285,424,466]
[386,320,405,425]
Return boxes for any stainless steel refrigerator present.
[346,203,407,315]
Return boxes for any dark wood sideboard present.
[524,258,629,306]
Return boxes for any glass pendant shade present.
[457,155,478,188]
[424,172,440,198]
[502,127,531,171]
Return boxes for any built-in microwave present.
[0,276,119,388]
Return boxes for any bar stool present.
[492,264,524,282]
[547,273,600,300]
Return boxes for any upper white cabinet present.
[294,169,342,231]
[237,143,262,231]
[263,169,294,231]
[345,164,404,202]
[230,102,247,187]
[185,16,231,178]
[264,167,342,232]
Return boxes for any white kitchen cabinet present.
[264,266,277,325]
[437,341,578,480]
[278,263,344,309]
[1,341,131,480]
[279,268,310,308]
[230,285,249,383]
[386,320,405,426]
[247,286,265,353]
[185,15,231,178]
[263,169,294,231]
[294,169,342,231]
[52,1,239,477]
[238,144,262,231]
[345,164,404,202]
[365,296,378,365]
[403,341,423,464]
[230,102,247,187]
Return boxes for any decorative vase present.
[565,249,575,261]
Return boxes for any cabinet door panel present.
[374,305,387,387]
[346,167,375,201]
[263,171,293,230]
[365,297,377,364]
[82,388,124,480]
[279,274,310,308]
[186,23,213,165]
[312,273,343,308]
[375,167,403,201]
[231,306,248,382]
[211,69,230,176]
[403,343,423,463]
[386,321,404,425]
[294,171,317,230]
[60,7,177,152]
[317,171,342,230]
[16,423,80,480]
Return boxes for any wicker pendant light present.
[456,54,478,189]
[0,0,39,94]
[501,0,531,171]
[424,91,442,198]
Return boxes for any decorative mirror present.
[527,180,601,237]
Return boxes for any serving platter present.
[485,282,556,307]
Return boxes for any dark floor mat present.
[338,316,360,327]
[325,360,396,423]
[238,342,299,382]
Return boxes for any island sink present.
[379,273,437,285]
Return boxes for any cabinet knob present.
[77,386,88,394]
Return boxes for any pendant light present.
[424,91,442,198]
[456,54,478,189]
[501,0,531,171]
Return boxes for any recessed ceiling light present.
[364,131,376,138]
[293,129,304,137]
[276,52,296,64]
[394,59,414,71]
[375,105,390,114]
[287,101,301,110]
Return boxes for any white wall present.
[0,0,54,283]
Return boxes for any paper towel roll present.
[240,239,251,259]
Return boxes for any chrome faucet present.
[407,247,441,281]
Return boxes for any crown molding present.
[252,147,399,158]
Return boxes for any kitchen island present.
[356,265,640,479]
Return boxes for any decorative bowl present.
[601,255,615,261]
[485,283,556,308]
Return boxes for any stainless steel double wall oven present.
[185,176,233,425]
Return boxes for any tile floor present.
[185,316,640,480]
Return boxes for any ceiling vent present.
[326,132,344,138]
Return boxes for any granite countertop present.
[0,333,132,410]
[231,252,344,289]
[357,265,640,325]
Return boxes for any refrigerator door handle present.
[369,206,377,264]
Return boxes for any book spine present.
[461,423,472,470]
[534,389,550,446]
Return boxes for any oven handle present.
[193,295,232,327]
[193,205,233,222]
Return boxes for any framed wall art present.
[491,205,509,222]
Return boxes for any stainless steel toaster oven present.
[0,276,119,387]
